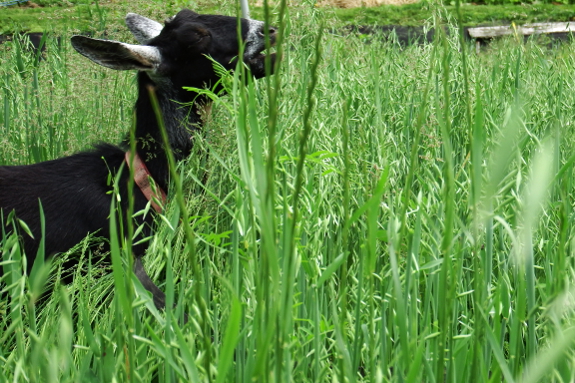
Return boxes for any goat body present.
[0,9,277,310]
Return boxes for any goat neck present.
[131,72,207,192]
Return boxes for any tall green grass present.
[3,4,575,382]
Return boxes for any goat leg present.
[133,257,189,323]
[133,256,166,310]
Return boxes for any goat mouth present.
[252,48,274,61]
[244,37,276,61]
[243,35,276,78]
[247,44,276,63]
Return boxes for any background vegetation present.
[3,0,575,34]
[335,2,575,26]
[4,0,575,382]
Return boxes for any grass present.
[0,0,188,34]
[4,1,575,382]
[334,2,575,26]
[3,0,575,33]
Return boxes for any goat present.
[0,9,277,311]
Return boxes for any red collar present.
[124,151,167,213]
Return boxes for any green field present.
[3,0,575,33]
[3,2,575,382]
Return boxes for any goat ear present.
[125,13,163,44]
[71,36,161,71]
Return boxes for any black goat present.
[0,9,276,310]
